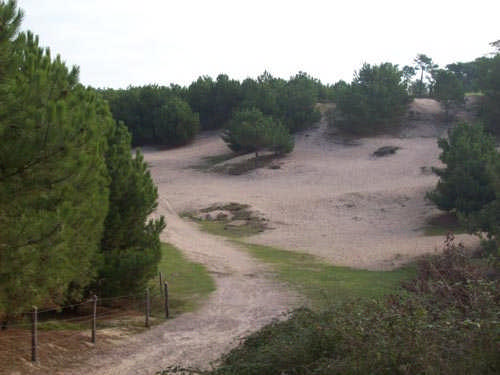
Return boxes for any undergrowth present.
[168,235,499,375]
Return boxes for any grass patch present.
[185,205,414,307]
[150,242,215,317]
[423,212,467,236]
[183,202,269,238]
[212,154,280,175]
[196,220,266,238]
[240,242,415,308]
[191,152,236,171]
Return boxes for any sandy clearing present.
[146,99,478,270]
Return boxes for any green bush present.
[334,63,410,134]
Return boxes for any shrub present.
[221,108,294,157]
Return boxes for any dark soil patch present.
[372,146,401,157]
[212,154,282,175]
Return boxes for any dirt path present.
[64,204,296,375]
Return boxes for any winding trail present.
[66,201,296,375]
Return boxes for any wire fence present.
[0,272,170,367]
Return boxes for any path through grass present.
[188,214,415,307]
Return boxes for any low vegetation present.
[200,238,499,375]
[185,203,415,307]
[242,243,414,308]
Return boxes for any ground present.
[10,99,479,374]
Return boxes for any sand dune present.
[146,99,477,270]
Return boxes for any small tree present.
[431,69,465,120]
[427,123,498,216]
[97,124,166,296]
[221,108,294,158]
[414,54,438,97]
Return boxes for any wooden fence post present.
[145,288,150,328]
[164,282,169,319]
[31,306,38,363]
[91,295,97,343]
[159,272,163,296]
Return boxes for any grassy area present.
[196,219,266,238]
[191,152,236,171]
[150,242,215,317]
[211,154,281,175]
[187,207,415,307]
[423,212,467,236]
[28,243,215,331]
[241,242,415,308]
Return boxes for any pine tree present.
[0,1,112,316]
[97,123,166,296]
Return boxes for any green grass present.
[150,242,215,317]
[191,209,415,307]
[240,242,415,308]
[196,219,266,238]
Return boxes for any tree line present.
[331,48,500,135]
[0,0,164,321]
[101,71,324,155]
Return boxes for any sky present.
[16,0,500,89]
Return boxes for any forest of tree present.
[103,71,322,149]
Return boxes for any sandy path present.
[65,206,296,375]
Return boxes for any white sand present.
[147,98,477,270]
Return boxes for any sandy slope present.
[146,99,477,270]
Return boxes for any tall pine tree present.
[0,1,112,316]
